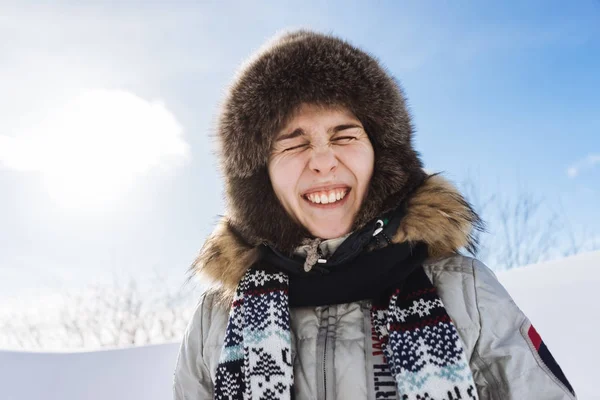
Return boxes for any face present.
[268,104,375,239]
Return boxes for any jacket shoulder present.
[423,254,481,273]
[173,290,230,399]
[196,291,230,347]
[422,255,482,332]
[424,255,576,399]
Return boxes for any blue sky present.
[0,1,598,296]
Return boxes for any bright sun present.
[0,89,189,209]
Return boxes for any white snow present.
[0,342,181,400]
[1,251,598,400]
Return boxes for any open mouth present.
[302,188,350,205]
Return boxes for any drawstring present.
[302,238,323,272]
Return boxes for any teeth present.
[305,189,348,205]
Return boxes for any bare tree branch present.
[1,274,201,351]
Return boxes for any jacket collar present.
[191,174,482,303]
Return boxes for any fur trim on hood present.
[192,174,482,303]
[217,30,425,255]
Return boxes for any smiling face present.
[268,104,375,239]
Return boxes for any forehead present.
[279,103,359,132]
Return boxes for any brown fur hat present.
[217,30,426,255]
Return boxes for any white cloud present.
[0,89,189,207]
[567,154,600,178]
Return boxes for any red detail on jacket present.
[528,325,542,351]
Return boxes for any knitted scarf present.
[214,266,479,400]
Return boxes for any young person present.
[174,30,576,400]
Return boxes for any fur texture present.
[217,30,426,254]
[193,174,482,304]
[394,174,482,258]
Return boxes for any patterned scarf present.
[214,266,479,400]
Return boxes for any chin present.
[310,225,352,240]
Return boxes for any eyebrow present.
[275,128,305,142]
[275,123,362,142]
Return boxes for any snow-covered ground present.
[1,251,598,400]
[0,343,180,400]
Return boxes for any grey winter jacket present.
[173,255,576,400]
[174,176,576,400]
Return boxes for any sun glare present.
[1,89,189,210]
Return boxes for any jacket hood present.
[217,29,426,255]
[192,174,482,303]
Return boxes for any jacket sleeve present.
[173,294,214,399]
[471,259,576,400]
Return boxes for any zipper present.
[323,331,328,398]
[317,306,337,399]
[317,307,329,399]
[316,245,330,400]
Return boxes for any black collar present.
[261,240,428,307]
[260,202,407,275]
[257,205,429,307]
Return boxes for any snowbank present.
[1,251,598,399]
[0,342,180,400]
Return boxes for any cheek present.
[361,151,375,187]
[340,145,374,190]
[268,156,305,204]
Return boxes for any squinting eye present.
[283,143,309,152]
[332,136,357,144]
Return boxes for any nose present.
[308,144,338,174]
